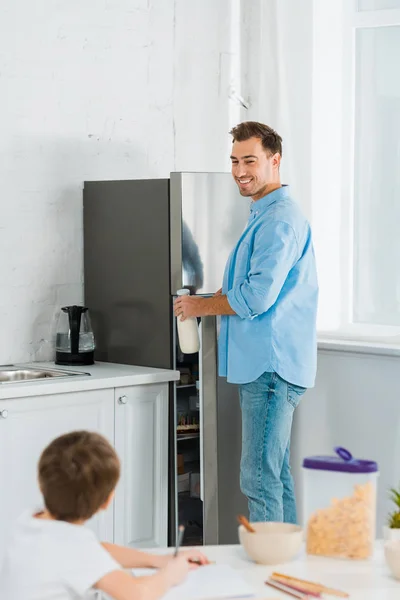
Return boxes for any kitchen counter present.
[0,360,174,558]
[148,542,399,599]
[0,361,179,400]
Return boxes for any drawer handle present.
[0,409,8,419]
[118,395,128,405]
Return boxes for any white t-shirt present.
[0,509,121,600]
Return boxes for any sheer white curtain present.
[240,0,314,219]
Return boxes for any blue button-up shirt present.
[218,186,318,388]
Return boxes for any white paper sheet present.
[132,564,255,600]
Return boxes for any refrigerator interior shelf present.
[176,384,196,389]
[177,433,200,441]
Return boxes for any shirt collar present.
[250,185,290,214]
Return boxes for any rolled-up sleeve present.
[227,220,299,319]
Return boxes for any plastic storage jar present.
[302,447,379,560]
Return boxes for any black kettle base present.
[55,351,94,366]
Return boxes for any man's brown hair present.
[38,430,120,522]
[230,121,283,157]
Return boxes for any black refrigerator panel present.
[83,179,173,370]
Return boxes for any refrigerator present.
[83,173,250,545]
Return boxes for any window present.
[312,1,400,341]
[358,0,400,11]
[353,25,400,326]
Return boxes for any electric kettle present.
[55,305,95,365]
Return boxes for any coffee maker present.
[55,305,95,365]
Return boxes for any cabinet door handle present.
[0,409,8,419]
[118,395,128,405]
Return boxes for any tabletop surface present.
[155,542,399,599]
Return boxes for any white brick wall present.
[0,0,242,363]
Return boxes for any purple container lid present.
[303,447,378,474]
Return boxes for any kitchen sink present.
[0,365,91,384]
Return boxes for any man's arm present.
[174,221,299,321]
[174,293,236,320]
[226,220,299,319]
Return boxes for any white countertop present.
[0,361,179,400]
[152,543,399,599]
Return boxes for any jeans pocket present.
[286,383,306,409]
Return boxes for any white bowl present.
[239,522,303,565]
[384,540,400,580]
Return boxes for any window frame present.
[313,0,400,343]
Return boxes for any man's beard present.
[238,188,253,197]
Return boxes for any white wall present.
[292,348,400,534]
[0,0,242,363]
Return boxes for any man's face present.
[230,137,281,201]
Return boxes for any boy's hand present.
[163,555,193,586]
[178,549,209,567]
[163,550,209,586]
[156,548,209,570]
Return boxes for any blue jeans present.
[239,372,305,524]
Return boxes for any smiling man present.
[174,121,318,524]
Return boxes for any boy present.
[0,430,208,599]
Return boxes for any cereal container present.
[302,447,379,560]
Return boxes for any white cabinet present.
[114,384,169,548]
[0,389,115,563]
[0,381,169,564]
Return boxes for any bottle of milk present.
[176,289,200,354]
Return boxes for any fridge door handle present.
[198,322,204,505]
[199,315,219,545]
